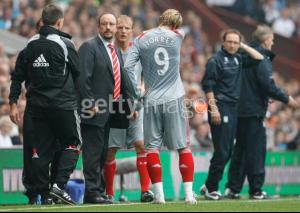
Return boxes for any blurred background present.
[0,0,300,203]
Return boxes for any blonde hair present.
[117,15,133,28]
[159,9,183,29]
[252,25,273,43]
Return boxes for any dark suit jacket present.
[78,36,131,128]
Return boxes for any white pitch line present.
[0,199,299,212]
[0,202,147,212]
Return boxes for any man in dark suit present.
[78,13,133,204]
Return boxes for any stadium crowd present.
[0,0,299,151]
[206,0,300,39]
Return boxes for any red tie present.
[108,43,121,100]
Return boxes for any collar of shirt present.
[98,34,121,83]
[98,34,113,47]
[98,34,119,67]
[119,41,133,54]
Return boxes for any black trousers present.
[82,123,110,197]
[22,106,37,197]
[31,107,81,195]
[226,117,266,195]
[206,103,238,192]
[23,106,62,198]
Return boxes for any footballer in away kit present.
[124,9,197,205]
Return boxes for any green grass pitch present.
[0,198,299,212]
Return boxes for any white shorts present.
[109,108,144,149]
[144,97,190,150]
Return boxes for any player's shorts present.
[144,96,190,150]
[109,108,144,149]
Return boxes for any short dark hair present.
[42,4,64,26]
[222,29,242,42]
[97,13,117,27]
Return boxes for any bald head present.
[98,14,117,42]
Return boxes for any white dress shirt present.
[98,34,121,71]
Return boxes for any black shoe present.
[84,195,113,204]
[24,192,37,205]
[50,184,76,205]
[52,197,63,204]
[205,191,222,201]
[41,196,55,205]
[224,188,240,200]
[250,191,269,200]
[107,195,120,204]
[119,194,128,203]
[141,190,154,203]
[28,196,37,205]
[100,194,109,200]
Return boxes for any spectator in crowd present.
[295,15,300,38]
[296,116,300,149]
[208,0,300,39]
[233,0,266,23]
[266,74,300,151]
[0,116,15,148]
[190,120,212,150]
[205,0,236,9]
[184,14,204,54]
[273,8,296,38]
[263,0,281,24]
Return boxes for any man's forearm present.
[206,92,219,113]
[241,43,264,60]
[9,80,22,105]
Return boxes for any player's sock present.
[104,159,116,196]
[184,182,194,200]
[179,149,195,199]
[137,151,151,193]
[147,151,162,184]
[147,150,164,202]
[153,182,165,202]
